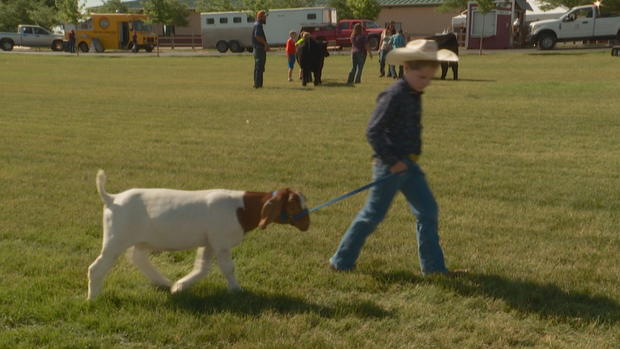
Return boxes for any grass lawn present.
[0,49,619,348]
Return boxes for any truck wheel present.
[145,45,154,52]
[1,39,14,51]
[78,42,89,53]
[368,36,380,51]
[229,40,243,53]
[538,33,556,50]
[51,40,64,51]
[216,40,229,53]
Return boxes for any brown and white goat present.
[87,170,309,300]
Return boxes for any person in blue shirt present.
[252,10,269,88]
[329,39,465,277]
[389,29,406,79]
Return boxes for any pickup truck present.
[302,19,384,50]
[0,25,64,51]
[529,5,620,50]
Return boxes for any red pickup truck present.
[302,19,384,50]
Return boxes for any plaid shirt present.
[366,79,423,166]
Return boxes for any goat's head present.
[258,188,310,231]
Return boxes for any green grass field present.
[1,50,619,348]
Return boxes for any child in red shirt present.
[285,31,297,82]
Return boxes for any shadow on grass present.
[167,288,392,319]
[370,270,620,324]
[432,78,496,82]
[527,52,593,56]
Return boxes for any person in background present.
[252,10,269,88]
[389,29,406,78]
[68,29,76,53]
[378,23,393,77]
[347,23,372,85]
[286,31,297,82]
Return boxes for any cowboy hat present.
[386,39,458,65]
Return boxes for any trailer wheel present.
[1,39,14,51]
[145,45,154,52]
[538,32,556,50]
[216,40,229,53]
[78,42,89,53]
[368,36,380,51]
[51,40,64,51]
[229,40,243,53]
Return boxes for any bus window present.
[220,17,228,24]
[307,13,317,20]
[233,17,242,23]
[206,18,214,25]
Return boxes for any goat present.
[87,170,310,300]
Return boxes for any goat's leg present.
[171,246,214,294]
[87,247,125,300]
[127,246,172,288]
[215,249,241,291]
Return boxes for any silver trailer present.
[201,7,337,53]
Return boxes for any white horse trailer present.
[201,7,337,52]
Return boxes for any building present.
[376,0,461,38]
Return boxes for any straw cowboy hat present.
[386,39,459,65]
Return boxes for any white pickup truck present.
[529,5,620,50]
[0,25,64,51]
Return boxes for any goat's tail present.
[96,169,114,207]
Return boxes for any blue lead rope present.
[292,169,406,220]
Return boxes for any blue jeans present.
[253,47,266,88]
[347,52,366,84]
[330,158,448,274]
[379,49,389,76]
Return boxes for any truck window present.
[364,21,380,28]
[34,27,49,35]
[206,18,214,25]
[22,27,33,34]
[338,22,349,30]
[220,17,228,24]
[307,13,317,20]
[233,17,242,23]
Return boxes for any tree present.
[347,0,381,19]
[475,0,495,55]
[196,0,238,12]
[144,0,189,48]
[55,0,82,25]
[328,0,354,19]
[92,0,130,13]
[0,0,59,32]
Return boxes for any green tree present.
[328,0,353,19]
[92,0,131,13]
[0,0,58,31]
[145,0,189,28]
[347,0,380,19]
[55,0,82,25]
[196,0,238,12]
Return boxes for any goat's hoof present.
[170,283,185,294]
[228,286,243,293]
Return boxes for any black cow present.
[296,37,329,86]
[426,33,459,80]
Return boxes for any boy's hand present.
[390,161,407,174]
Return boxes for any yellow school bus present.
[71,13,157,53]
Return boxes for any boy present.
[285,31,297,82]
[329,40,462,276]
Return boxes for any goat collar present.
[271,191,309,223]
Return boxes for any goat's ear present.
[258,196,283,229]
